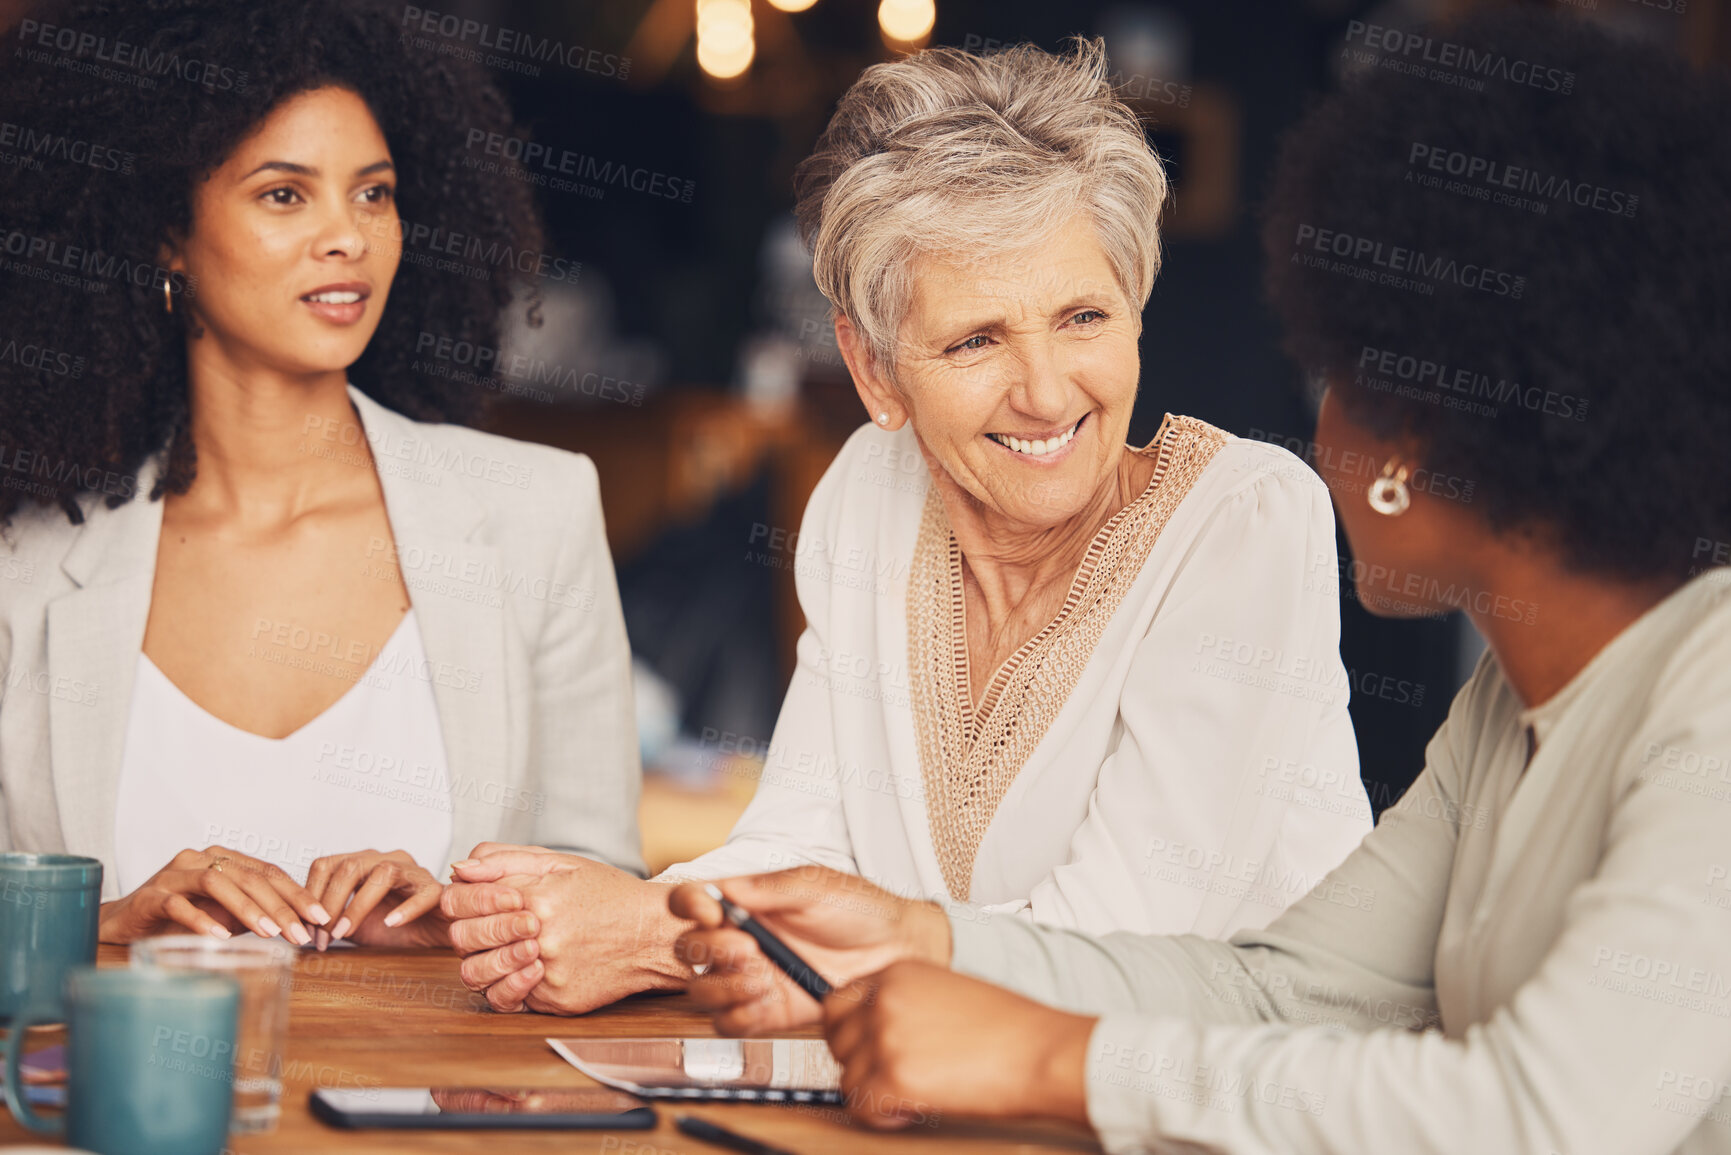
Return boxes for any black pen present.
[703,883,833,1001]
[676,1113,801,1155]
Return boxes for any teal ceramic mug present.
[4,967,239,1155]
[0,852,102,1023]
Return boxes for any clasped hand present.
[441,842,691,1013]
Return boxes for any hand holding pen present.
[667,867,954,1036]
[704,883,833,999]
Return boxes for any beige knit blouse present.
[908,414,1230,899]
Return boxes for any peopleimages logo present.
[0,334,83,379]
[1343,20,1574,94]
[399,6,629,80]
[15,18,250,92]
[1356,346,1588,422]
[412,331,645,407]
[0,445,137,499]
[1292,224,1525,299]
[361,214,580,285]
[0,121,135,174]
[463,130,696,204]
[0,230,193,296]
[1407,144,1638,218]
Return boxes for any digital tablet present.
[547,1037,846,1105]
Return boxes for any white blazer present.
[0,386,644,898]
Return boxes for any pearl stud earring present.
[877,413,889,425]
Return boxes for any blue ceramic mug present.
[0,852,102,1023]
[4,967,239,1155]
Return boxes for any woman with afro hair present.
[0,0,643,949]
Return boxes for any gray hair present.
[794,38,1169,374]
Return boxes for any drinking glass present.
[132,935,296,1133]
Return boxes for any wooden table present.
[2,945,1100,1154]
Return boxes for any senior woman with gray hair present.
[440,39,1370,1017]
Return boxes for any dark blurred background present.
[359,0,1727,864]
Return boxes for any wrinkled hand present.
[305,849,446,949]
[823,961,1093,1130]
[670,866,952,1035]
[98,846,330,945]
[435,842,585,1000]
[443,847,688,1014]
[448,842,587,883]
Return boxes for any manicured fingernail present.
[332,917,351,940]
[383,910,403,928]
[451,860,477,871]
[517,915,539,936]
[209,925,232,940]
[315,929,330,952]
[285,923,312,946]
[309,904,332,925]
[258,916,283,938]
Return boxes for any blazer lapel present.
[349,388,510,873]
[48,462,164,893]
[43,393,515,888]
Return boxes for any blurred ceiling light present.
[766,0,821,11]
[696,0,751,34]
[878,0,935,45]
[697,35,755,78]
[696,0,755,79]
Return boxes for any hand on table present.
[99,846,331,945]
[305,849,447,949]
[445,841,581,883]
[822,960,1094,1130]
[669,866,953,1035]
[442,844,689,1014]
[439,842,573,1010]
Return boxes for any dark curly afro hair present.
[1262,9,1731,582]
[0,0,545,525]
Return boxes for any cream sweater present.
[952,570,1731,1154]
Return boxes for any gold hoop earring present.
[162,277,173,315]
[1368,460,1411,517]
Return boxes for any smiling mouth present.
[987,415,1085,458]
[301,290,367,304]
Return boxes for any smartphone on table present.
[310,1086,656,1129]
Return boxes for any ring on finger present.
[209,858,228,874]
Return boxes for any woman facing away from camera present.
[672,12,1731,1154]
[0,0,641,947]
[444,40,1370,1015]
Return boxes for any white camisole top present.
[113,609,454,892]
